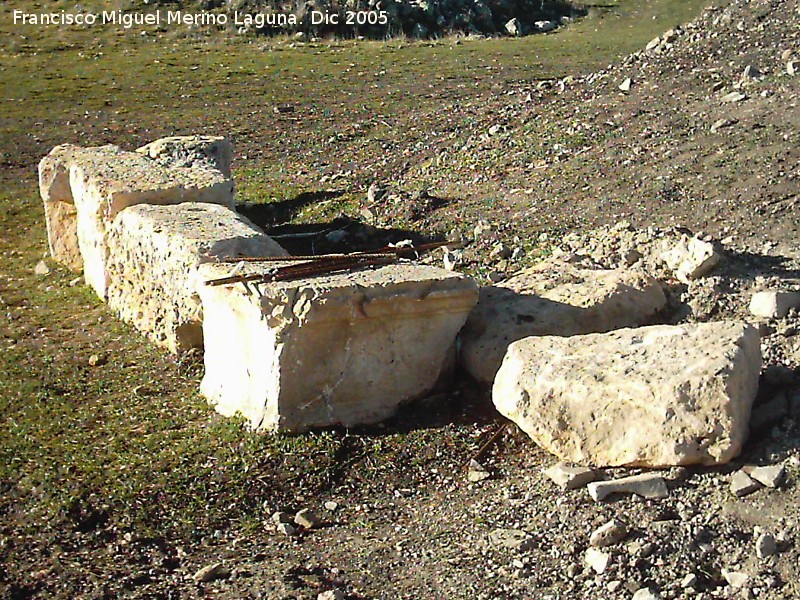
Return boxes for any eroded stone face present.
[38,143,234,297]
[136,136,233,178]
[39,145,82,271]
[106,203,287,354]
[198,263,479,431]
[493,322,761,467]
[460,260,667,383]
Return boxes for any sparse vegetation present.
[12,0,800,596]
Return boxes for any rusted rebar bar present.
[204,240,461,287]
[213,240,459,264]
[204,255,398,287]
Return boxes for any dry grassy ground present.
[3,0,800,598]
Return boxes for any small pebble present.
[590,519,628,547]
[192,562,230,583]
[756,532,777,558]
[271,511,292,525]
[275,522,297,536]
[295,508,321,529]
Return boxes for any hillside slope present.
[360,0,800,252]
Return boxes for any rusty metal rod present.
[214,252,396,263]
[213,240,460,264]
[204,255,398,287]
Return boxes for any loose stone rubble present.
[660,234,721,283]
[460,259,667,383]
[493,322,762,467]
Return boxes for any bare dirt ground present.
[2,0,800,598]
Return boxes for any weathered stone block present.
[198,263,479,431]
[136,135,234,178]
[749,290,800,319]
[106,203,287,354]
[460,260,667,383]
[38,145,82,270]
[38,144,234,297]
[493,322,761,467]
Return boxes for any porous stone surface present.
[460,260,667,383]
[198,263,478,431]
[38,144,234,298]
[493,322,761,467]
[105,203,287,354]
[136,135,234,178]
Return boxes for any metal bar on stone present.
[214,252,397,263]
[214,240,460,264]
[204,255,399,287]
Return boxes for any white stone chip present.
[587,473,669,502]
[543,463,597,490]
[584,548,610,574]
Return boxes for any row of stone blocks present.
[39,139,762,467]
[39,139,479,431]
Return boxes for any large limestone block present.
[106,203,287,354]
[460,261,667,383]
[493,322,761,467]
[136,135,233,178]
[38,144,234,297]
[38,145,82,270]
[198,263,479,431]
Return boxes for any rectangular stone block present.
[38,145,82,271]
[198,263,479,431]
[106,203,287,354]
[493,321,761,467]
[38,144,234,297]
[460,258,667,383]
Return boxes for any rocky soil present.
[2,0,800,599]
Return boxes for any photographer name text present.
[12,9,389,29]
